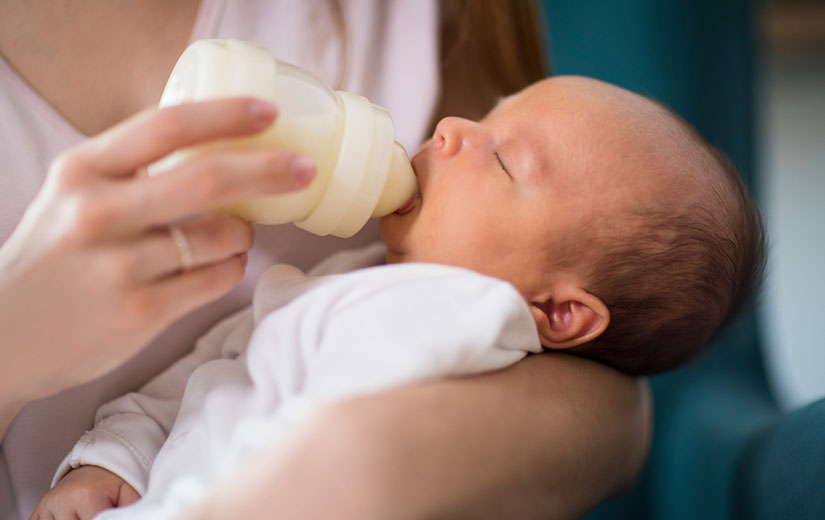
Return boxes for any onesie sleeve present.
[245,264,542,427]
[52,307,255,496]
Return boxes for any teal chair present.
[541,1,825,518]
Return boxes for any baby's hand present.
[29,465,140,520]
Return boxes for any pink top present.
[0,1,438,517]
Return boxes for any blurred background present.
[540,0,824,518]
[758,0,825,412]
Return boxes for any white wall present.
[758,49,825,411]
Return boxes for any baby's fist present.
[29,465,140,520]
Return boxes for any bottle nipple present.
[371,142,417,218]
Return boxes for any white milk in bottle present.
[149,39,417,238]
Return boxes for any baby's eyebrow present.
[505,138,545,187]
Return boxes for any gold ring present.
[169,225,194,271]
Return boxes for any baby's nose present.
[433,117,476,157]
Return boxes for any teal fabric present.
[540,1,825,518]
[739,397,825,519]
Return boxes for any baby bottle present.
[149,39,417,238]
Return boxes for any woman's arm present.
[50,308,255,496]
[183,352,651,520]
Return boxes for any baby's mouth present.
[394,192,420,215]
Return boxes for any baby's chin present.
[383,247,407,264]
[378,214,413,264]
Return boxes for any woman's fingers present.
[3,100,293,402]
[138,254,248,329]
[121,148,315,232]
[44,98,314,243]
[71,98,278,179]
[120,215,254,282]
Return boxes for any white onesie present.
[54,244,542,519]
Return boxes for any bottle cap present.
[295,92,417,237]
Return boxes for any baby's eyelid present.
[494,151,513,180]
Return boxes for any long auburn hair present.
[432,0,550,125]
[326,0,549,127]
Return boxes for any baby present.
[33,76,764,519]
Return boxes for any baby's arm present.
[244,264,542,431]
[303,265,543,396]
[40,307,254,516]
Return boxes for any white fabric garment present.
[0,1,439,517]
[53,244,542,519]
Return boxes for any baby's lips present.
[394,193,420,215]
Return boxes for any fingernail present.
[249,100,277,124]
[291,156,316,185]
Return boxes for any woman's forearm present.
[183,352,651,520]
[333,352,652,519]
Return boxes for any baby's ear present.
[530,286,609,350]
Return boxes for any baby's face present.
[380,76,694,300]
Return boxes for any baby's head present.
[380,76,765,375]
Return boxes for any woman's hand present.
[0,98,315,432]
[181,353,651,520]
[30,465,139,520]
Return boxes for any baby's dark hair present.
[568,109,766,376]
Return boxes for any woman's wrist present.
[0,397,28,439]
[0,332,39,437]
[0,365,35,438]
[0,310,64,404]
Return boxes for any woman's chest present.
[0,0,200,136]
